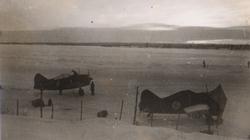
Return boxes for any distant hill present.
[122,23,179,30]
[0,23,249,44]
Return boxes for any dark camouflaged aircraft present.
[34,70,93,96]
[139,84,227,124]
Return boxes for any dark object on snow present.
[34,70,93,96]
[200,130,214,135]
[0,85,2,89]
[139,84,227,123]
[48,99,53,106]
[32,98,45,107]
[97,110,108,118]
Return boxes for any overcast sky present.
[0,0,250,30]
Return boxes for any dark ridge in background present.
[1,42,250,50]
[0,24,249,50]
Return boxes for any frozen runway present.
[0,45,250,138]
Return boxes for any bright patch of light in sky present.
[0,0,249,30]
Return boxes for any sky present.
[0,0,250,30]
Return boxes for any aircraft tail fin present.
[34,73,48,89]
[139,89,161,112]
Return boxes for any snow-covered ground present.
[1,45,250,139]
[1,115,247,140]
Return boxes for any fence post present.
[16,99,19,116]
[150,113,154,127]
[80,100,83,120]
[133,86,139,125]
[40,90,43,118]
[119,100,124,120]
[207,114,212,134]
[51,102,54,119]
[176,112,181,130]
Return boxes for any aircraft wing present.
[52,73,71,80]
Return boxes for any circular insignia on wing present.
[171,101,182,110]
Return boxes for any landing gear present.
[216,117,223,125]
[79,88,85,96]
[59,90,63,95]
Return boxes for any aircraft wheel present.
[79,88,85,96]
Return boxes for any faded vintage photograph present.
[0,0,250,140]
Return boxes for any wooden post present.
[51,102,54,119]
[208,121,211,133]
[150,113,154,127]
[16,99,19,116]
[208,115,211,133]
[216,125,219,135]
[80,100,83,120]
[133,86,139,125]
[40,90,43,118]
[176,112,181,130]
[119,100,124,120]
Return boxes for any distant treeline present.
[0,42,250,50]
